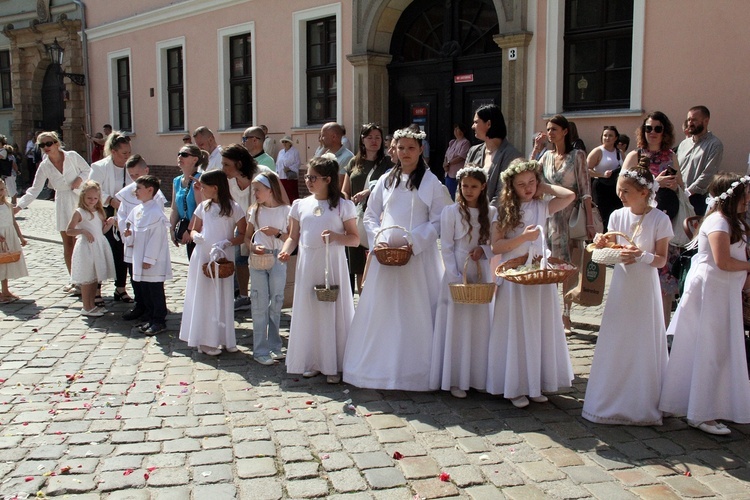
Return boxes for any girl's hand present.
[142,263,152,270]
[278,251,290,262]
[321,230,337,244]
[352,189,370,205]
[253,244,267,255]
[523,225,540,241]
[123,229,132,237]
[469,246,483,261]
[83,230,94,243]
[620,245,641,265]
[593,233,607,248]
[260,225,278,237]
[19,236,27,247]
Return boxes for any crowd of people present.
[0,102,747,436]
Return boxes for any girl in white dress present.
[583,165,672,426]
[430,166,496,398]
[246,172,291,366]
[343,127,449,391]
[279,156,359,383]
[66,181,116,316]
[488,159,576,407]
[659,173,750,435]
[0,179,28,302]
[179,170,247,356]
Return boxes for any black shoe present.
[122,307,145,320]
[144,323,166,336]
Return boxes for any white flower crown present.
[500,160,540,184]
[393,128,426,141]
[621,169,657,196]
[456,165,485,182]
[320,152,337,162]
[706,175,750,211]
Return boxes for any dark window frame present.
[563,0,633,111]
[166,47,184,131]
[306,16,336,125]
[0,50,12,109]
[116,56,132,131]
[229,33,253,129]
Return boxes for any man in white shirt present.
[192,126,222,172]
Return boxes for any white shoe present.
[198,345,222,356]
[509,396,529,408]
[81,307,103,317]
[326,374,341,384]
[302,370,320,378]
[688,420,731,435]
[224,346,239,353]
[450,387,467,399]
[529,395,548,403]
[270,350,286,360]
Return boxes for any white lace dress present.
[70,208,115,285]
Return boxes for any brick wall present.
[148,165,176,204]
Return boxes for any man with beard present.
[677,106,723,215]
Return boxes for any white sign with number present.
[508,47,517,61]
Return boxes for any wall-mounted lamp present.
[45,38,85,86]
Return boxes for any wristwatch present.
[275,230,282,239]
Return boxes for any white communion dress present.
[0,204,28,280]
[70,208,116,285]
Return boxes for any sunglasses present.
[241,136,260,144]
[177,152,196,158]
[39,141,57,148]
[111,135,131,145]
[304,174,328,183]
[644,125,664,134]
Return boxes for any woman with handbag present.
[530,114,596,334]
[170,144,206,260]
[341,123,392,293]
[587,126,623,228]
[622,111,684,325]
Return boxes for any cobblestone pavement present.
[0,200,748,499]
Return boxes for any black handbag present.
[0,158,12,177]
[174,218,190,241]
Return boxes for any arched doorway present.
[389,0,501,175]
[41,64,65,133]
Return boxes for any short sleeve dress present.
[70,208,116,285]
[0,204,28,280]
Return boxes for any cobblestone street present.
[0,200,748,499]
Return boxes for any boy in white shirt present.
[122,175,172,335]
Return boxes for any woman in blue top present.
[170,144,207,259]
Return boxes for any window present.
[116,56,132,131]
[166,47,184,130]
[229,33,253,128]
[0,50,11,109]
[306,16,336,125]
[563,0,633,111]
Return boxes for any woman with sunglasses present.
[622,111,684,325]
[587,126,623,227]
[15,131,91,283]
[170,144,207,260]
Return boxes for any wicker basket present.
[203,258,235,279]
[314,234,339,302]
[0,241,21,264]
[496,255,577,286]
[248,230,276,270]
[586,231,636,265]
[450,257,496,304]
[372,225,413,266]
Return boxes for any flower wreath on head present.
[500,160,541,185]
[456,165,485,182]
[393,128,426,141]
[706,175,750,211]
[621,169,658,198]
[320,152,337,162]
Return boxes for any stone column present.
[493,31,533,152]
[345,52,392,133]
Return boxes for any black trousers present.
[138,281,167,325]
[105,227,127,288]
[127,263,142,309]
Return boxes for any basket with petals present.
[496,255,577,285]
[450,256,496,304]
[0,241,21,264]
[248,230,276,270]
[586,231,636,265]
[373,225,413,266]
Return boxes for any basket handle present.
[462,255,482,285]
[586,231,636,252]
[373,225,413,248]
[251,230,274,253]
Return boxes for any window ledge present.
[157,131,188,136]
[291,126,324,132]
[217,128,248,134]
[544,109,644,120]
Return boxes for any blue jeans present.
[249,253,286,357]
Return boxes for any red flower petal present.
[392,451,404,460]
[123,469,133,476]
[439,472,451,482]
[144,473,150,480]
[24,476,33,482]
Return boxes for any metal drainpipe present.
[71,0,91,160]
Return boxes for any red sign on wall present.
[412,106,427,116]
[454,73,474,83]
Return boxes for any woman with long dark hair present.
[587,126,623,227]
[170,144,207,260]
